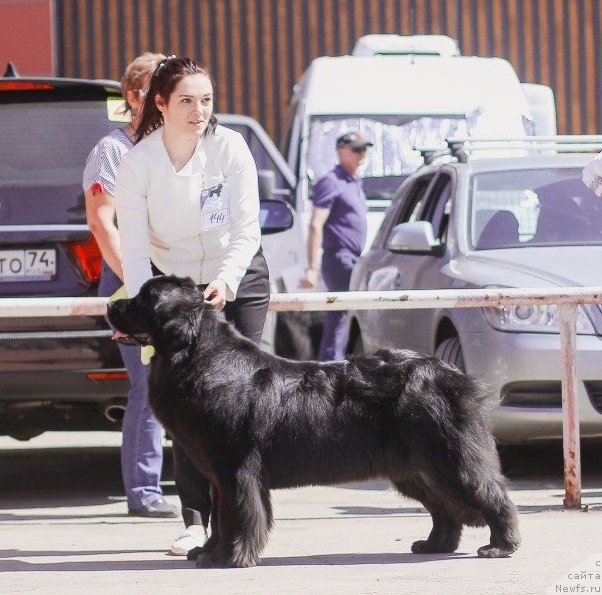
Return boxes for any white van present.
[280,35,556,258]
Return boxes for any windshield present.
[0,100,121,183]
[470,168,602,249]
[308,115,470,198]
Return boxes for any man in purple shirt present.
[302,131,373,360]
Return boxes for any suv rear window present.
[0,89,121,183]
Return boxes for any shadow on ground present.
[0,550,471,572]
[0,445,176,509]
[1,440,601,511]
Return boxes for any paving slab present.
[0,433,601,595]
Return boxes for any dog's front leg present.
[195,455,272,569]
[229,454,273,568]
[194,480,238,568]
[187,483,220,561]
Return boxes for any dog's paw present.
[186,546,203,561]
[477,544,515,558]
[188,536,218,560]
[195,552,228,569]
[411,539,456,554]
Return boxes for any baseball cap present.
[336,131,374,150]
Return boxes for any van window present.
[308,115,469,188]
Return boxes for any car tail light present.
[88,372,129,381]
[69,235,102,282]
[0,82,54,91]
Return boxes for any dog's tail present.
[346,349,495,420]
[373,348,497,425]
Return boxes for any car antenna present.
[3,62,20,78]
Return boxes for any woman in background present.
[83,52,178,519]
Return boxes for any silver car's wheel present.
[435,337,465,372]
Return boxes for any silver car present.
[348,153,602,444]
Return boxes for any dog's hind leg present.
[450,436,521,557]
[423,446,521,558]
[470,478,520,558]
[394,480,462,554]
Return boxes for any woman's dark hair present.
[135,57,218,144]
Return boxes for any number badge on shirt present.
[200,182,230,231]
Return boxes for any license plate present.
[0,248,57,281]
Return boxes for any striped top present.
[82,128,134,196]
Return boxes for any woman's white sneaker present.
[169,525,208,556]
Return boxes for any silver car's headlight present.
[483,304,596,335]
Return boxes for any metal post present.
[558,304,582,508]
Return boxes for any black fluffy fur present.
[107,275,520,568]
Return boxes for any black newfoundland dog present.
[108,275,520,568]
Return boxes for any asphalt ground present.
[1,432,601,595]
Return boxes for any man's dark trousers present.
[318,248,358,361]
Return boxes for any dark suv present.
[0,66,296,440]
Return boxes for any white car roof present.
[351,34,460,57]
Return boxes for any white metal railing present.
[2,285,602,508]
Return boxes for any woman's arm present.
[215,133,262,301]
[84,186,123,280]
[114,154,153,297]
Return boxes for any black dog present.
[108,275,520,568]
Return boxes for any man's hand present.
[300,267,319,289]
[203,278,227,309]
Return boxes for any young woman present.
[82,52,178,519]
[114,57,270,555]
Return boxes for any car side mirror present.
[259,199,294,235]
[258,169,276,201]
[387,221,441,254]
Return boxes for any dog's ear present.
[140,276,202,360]
[140,276,199,319]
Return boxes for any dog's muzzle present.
[112,332,152,347]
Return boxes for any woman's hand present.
[203,278,227,310]
[300,267,318,289]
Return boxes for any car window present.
[0,91,121,183]
[382,174,434,245]
[396,175,434,224]
[225,122,295,204]
[419,173,452,240]
[470,168,602,249]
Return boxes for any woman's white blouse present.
[114,125,261,300]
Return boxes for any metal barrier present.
[2,285,602,508]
